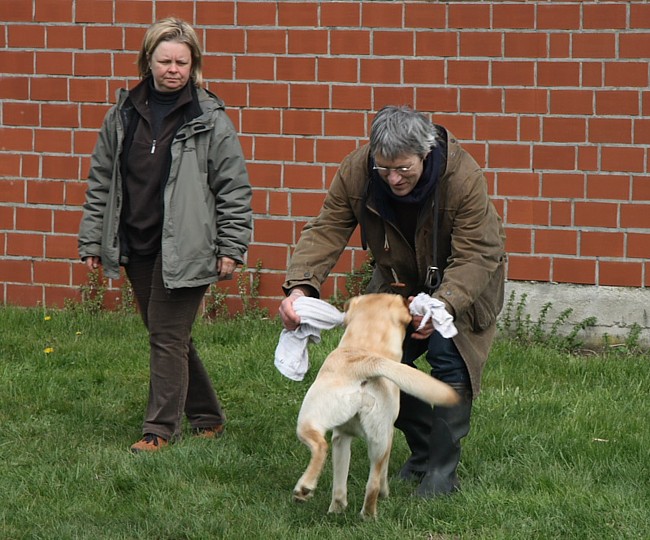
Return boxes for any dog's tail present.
[355,357,460,407]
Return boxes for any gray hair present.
[369,105,437,161]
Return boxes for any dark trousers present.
[394,330,471,471]
[125,252,225,440]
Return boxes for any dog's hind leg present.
[360,434,393,520]
[293,423,328,503]
[328,428,352,514]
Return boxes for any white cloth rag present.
[274,297,345,381]
[409,292,458,338]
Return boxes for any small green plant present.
[117,278,136,314]
[204,283,229,320]
[65,269,108,314]
[498,290,597,353]
[236,259,268,319]
[330,256,375,309]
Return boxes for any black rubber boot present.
[415,382,472,497]
[394,391,434,482]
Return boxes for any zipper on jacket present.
[150,139,157,154]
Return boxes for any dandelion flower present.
[75,331,82,336]
[44,347,54,354]
[44,316,51,321]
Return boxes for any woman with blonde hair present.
[79,18,252,452]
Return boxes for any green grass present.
[1,307,649,539]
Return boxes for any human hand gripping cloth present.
[409,292,458,338]
[274,297,345,381]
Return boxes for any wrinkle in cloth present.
[274,297,345,381]
[274,294,457,381]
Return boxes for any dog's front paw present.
[327,498,347,514]
[293,485,313,503]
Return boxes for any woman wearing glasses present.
[279,105,505,497]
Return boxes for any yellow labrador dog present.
[292,293,459,519]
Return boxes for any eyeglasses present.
[372,163,416,175]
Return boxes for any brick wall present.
[1,0,649,312]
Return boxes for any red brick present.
[578,146,599,172]
[362,2,403,28]
[416,31,458,57]
[196,1,235,25]
[574,202,618,228]
[35,0,73,22]
[316,138,357,164]
[448,4,490,29]
[582,62,603,87]
[537,4,581,30]
[277,57,316,82]
[76,0,114,22]
[42,155,80,180]
[283,110,322,136]
[519,116,541,142]
[550,90,594,115]
[290,83,329,109]
[7,233,44,257]
[505,89,547,114]
[360,59,402,84]
[269,190,289,216]
[504,33,547,58]
[493,3,534,28]
[16,207,52,232]
[247,30,286,54]
[278,1,318,26]
[621,204,650,229]
[604,61,648,87]
[283,164,324,190]
[488,144,531,170]
[586,174,630,201]
[34,260,71,285]
[504,227,532,253]
[550,201,572,227]
[373,31,415,56]
[553,258,596,285]
[498,172,539,197]
[628,233,650,258]
[155,2,194,22]
[588,118,632,145]
[507,255,551,282]
[324,112,366,138]
[542,173,585,199]
[0,259,33,283]
[318,58,359,83]
[538,62,580,87]
[415,88,459,114]
[596,90,640,116]
[543,117,586,143]
[4,0,33,22]
[507,199,549,226]
[248,163,282,189]
[85,26,124,51]
[321,3,361,27]
[404,60,445,85]
[1,51,36,75]
[536,229,577,256]
[252,219,295,244]
[581,231,624,258]
[405,3,445,29]
[45,234,77,259]
[332,85,372,110]
[533,145,576,171]
[460,32,502,57]
[620,34,650,60]
[331,30,370,55]
[0,128,33,152]
[602,147,645,173]
[374,87,416,111]
[632,176,650,201]
[448,60,489,85]
[0,154,21,178]
[492,61,535,87]
[8,25,46,48]
[288,30,328,55]
[27,180,65,205]
[476,116,518,142]
[599,261,643,288]
[53,208,82,234]
[460,88,502,114]
[0,77,29,99]
[575,34,617,58]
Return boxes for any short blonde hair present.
[137,18,203,87]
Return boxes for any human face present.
[373,153,426,197]
[150,40,192,92]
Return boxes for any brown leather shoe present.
[193,424,224,439]
[130,433,168,453]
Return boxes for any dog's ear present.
[343,296,360,313]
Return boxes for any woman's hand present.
[217,256,237,279]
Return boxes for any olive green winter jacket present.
[283,130,506,395]
[78,85,252,289]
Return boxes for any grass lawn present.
[1,306,648,539]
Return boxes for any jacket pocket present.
[468,259,505,331]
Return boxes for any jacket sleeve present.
[434,164,505,319]
[208,110,253,263]
[283,157,361,297]
[78,107,118,260]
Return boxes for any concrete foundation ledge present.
[502,281,650,349]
